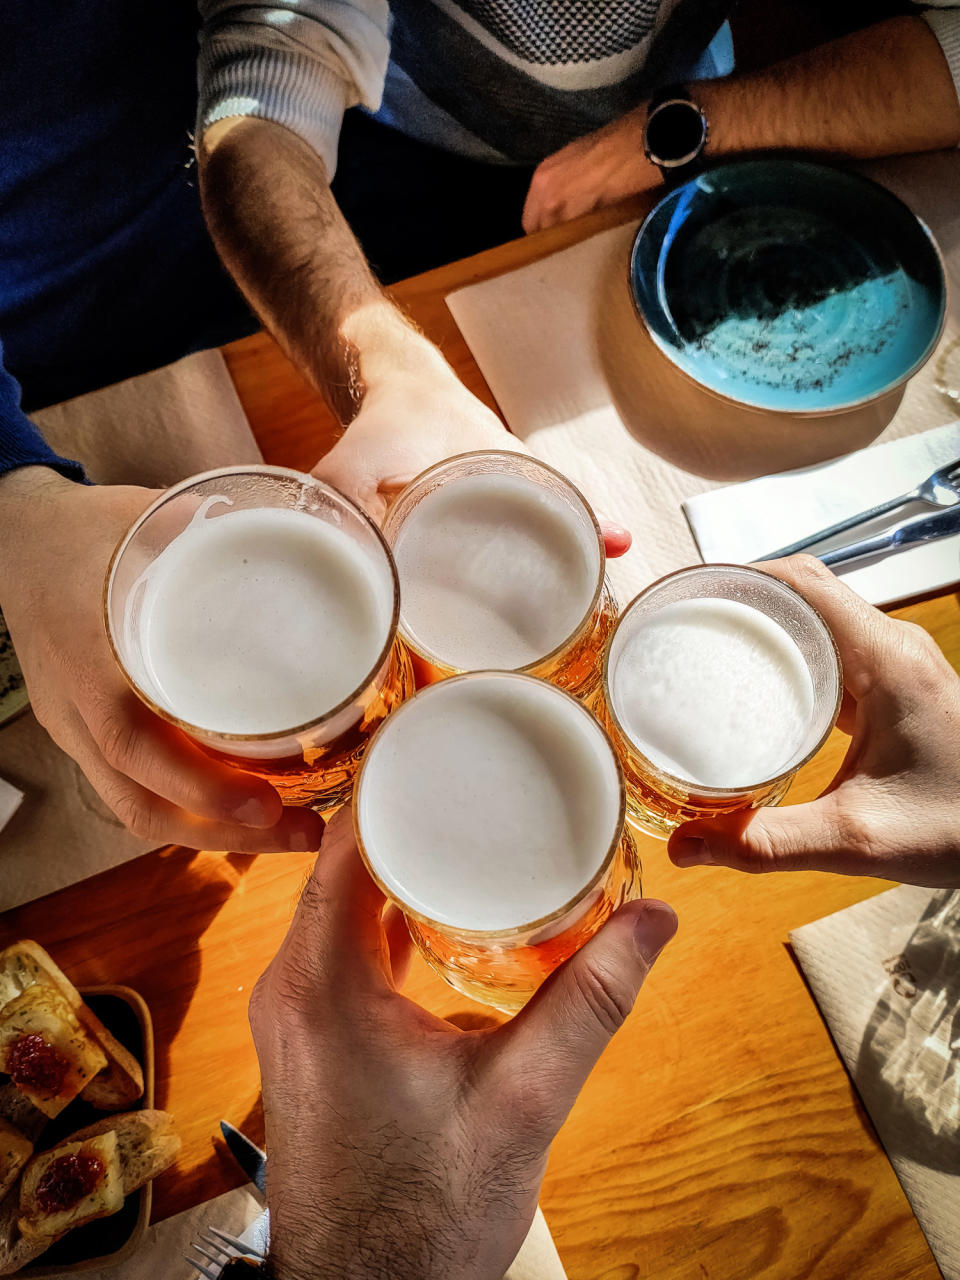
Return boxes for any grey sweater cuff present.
[923,9,960,115]
[198,40,351,179]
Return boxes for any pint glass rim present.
[382,450,607,677]
[353,669,628,940]
[104,464,402,745]
[602,563,844,798]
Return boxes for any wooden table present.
[3,199,957,1279]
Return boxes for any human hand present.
[312,367,631,556]
[669,556,960,887]
[0,468,324,852]
[522,108,661,234]
[251,808,677,1280]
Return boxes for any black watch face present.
[646,101,705,167]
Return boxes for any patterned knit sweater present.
[198,0,960,172]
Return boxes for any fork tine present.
[184,1256,220,1280]
[192,1242,230,1265]
[208,1225,264,1255]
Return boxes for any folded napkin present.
[0,349,262,910]
[790,886,960,1280]
[684,419,960,605]
[0,778,23,835]
[445,149,960,608]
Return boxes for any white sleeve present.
[197,0,391,178]
[915,2,960,108]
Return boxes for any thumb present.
[490,900,677,1137]
[669,795,867,876]
[311,446,387,524]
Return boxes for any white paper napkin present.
[0,349,263,910]
[790,887,960,1280]
[684,419,960,605]
[445,150,960,608]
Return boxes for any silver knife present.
[818,504,960,569]
[220,1120,267,1195]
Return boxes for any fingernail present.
[233,797,272,827]
[670,836,712,868]
[634,900,678,965]
[603,523,631,539]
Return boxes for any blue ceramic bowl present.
[629,159,946,414]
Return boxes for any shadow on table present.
[850,890,960,1176]
[595,241,904,483]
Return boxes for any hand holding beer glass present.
[384,451,618,701]
[106,466,414,815]
[599,565,843,838]
[355,671,641,1012]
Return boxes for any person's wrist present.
[0,466,75,590]
[342,303,452,397]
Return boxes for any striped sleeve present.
[916,3,960,105]
[197,0,391,179]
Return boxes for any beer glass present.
[383,451,617,702]
[599,565,843,838]
[354,671,641,1013]
[106,466,414,813]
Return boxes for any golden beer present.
[600,565,843,838]
[384,451,618,702]
[106,466,412,813]
[355,671,642,1013]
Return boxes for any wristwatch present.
[643,86,709,176]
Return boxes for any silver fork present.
[185,1225,266,1277]
[756,455,960,560]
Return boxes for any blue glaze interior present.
[630,159,946,413]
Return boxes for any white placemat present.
[791,887,960,1280]
[446,150,960,608]
[0,349,263,910]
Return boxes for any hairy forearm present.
[199,116,446,422]
[699,16,960,160]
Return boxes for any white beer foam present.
[393,472,599,671]
[358,675,622,932]
[126,506,392,735]
[612,597,815,789]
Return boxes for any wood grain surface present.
[2,197,955,1279]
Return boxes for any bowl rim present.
[628,156,948,416]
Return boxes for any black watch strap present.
[648,83,691,113]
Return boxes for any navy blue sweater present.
[0,2,254,483]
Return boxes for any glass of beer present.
[105,465,414,813]
[383,451,617,702]
[354,670,641,1013]
[599,564,843,838]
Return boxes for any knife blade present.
[818,504,960,569]
[220,1120,267,1194]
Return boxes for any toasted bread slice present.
[0,1111,178,1275]
[68,1110,180,1195]
[0,1190,46,1276]
[0,943,143,1111]
[0,1086,44,1148]
[0,1122,31,1208]
[18,1130,123,1241]
[0,986,108,1119]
